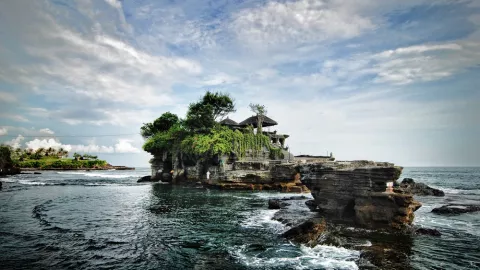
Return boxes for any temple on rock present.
[150,114,306,192]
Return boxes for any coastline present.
[20,166,135,171]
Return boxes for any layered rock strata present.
[295,161,422,229]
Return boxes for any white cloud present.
[5,135,25,149]
[0,0,203,119]
[25,138,72,152]
[70,144,114,154]
[0,92,17,102]
[0,127,7,136]
[114,139,141,153]
[39,128,55,135]
[202,73,240,86]
[22,138,140,154]
[231,0,374,47]
[0,113,29,122]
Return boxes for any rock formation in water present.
[394,178,445,196]
[0,146,20,177]
[432,204,480,215]
[294,161,422,229]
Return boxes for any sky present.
[0,0,479,167]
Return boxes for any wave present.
[434,187,480,195]
[241,209,285,233]
[253,192,313,199]
[229,243,359,270]
[56,171,138,179]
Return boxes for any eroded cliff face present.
[296,161,421,229]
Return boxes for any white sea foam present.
[230,243,359,270]
[241,209,285,233]
[18,180,47,186]
[253,192,313,199]
[57,171,137,178]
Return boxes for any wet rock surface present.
[137,175,155,182]
[273,198,417,269]
[282,219,326,247]
[415,227,441,236]
[268,199,289,209]
[295,161,421,229]
[395,178,445,197]
[432,204,480,215]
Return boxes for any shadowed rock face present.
[296,161,422,229]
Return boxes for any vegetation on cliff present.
[141,91,284,159]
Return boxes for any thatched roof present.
[219,117,239,126]
[238,115,278,127]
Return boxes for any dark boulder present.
[416,228,441,236]
[268,199,290,209]
[137,175,155,183]
[396,178,445,197]
[282,219,326,247]
[33,172,41,175]
[432,204,480,215]
[305,200,317,211]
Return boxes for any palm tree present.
[249,103,267,134]
[35,147,46,156]
[45,147,55,157]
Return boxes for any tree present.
[201,91,235,120]
[249,103,267,134]
[185,92,235,131]
[185,102,215,131]
[141,112,180,139]
[73,152,82,160]
[35,148,46,157]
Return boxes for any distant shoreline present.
[20,166,135,171]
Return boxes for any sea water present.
[0,167,479,269]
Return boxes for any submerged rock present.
[394,178,445,197]
[305,200,317,211]
[432,204,480,215]
[268,199,290,209]
[282,219,326,247]
[416,228,441,236]
[137,175,155,182]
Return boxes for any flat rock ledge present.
[394,178,445,197]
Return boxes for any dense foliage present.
[0,145,14,170]
[141,112,180,139]
[141,92,283,160]
[16,158,107,169]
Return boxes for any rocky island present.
[141,92,422,231]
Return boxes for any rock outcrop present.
[0,146,20,177]
[137,175,157,183]
[282,219,327,247]
[394,178,445,196]
[295,161,422,229]
[432,204,480,215]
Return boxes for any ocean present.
[0,167,479,269]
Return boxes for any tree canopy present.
[141,112,180,139]
[141,92,282,160]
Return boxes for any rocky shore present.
[296,160,421,229]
